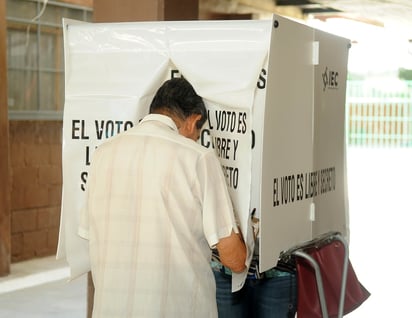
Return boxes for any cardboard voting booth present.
[58,15,350,278]
[259,16,350,272]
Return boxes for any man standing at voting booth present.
[78,78,247,318]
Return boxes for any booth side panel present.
[312,30,350,239]
[259,15,315,272]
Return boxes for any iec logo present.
[322,67,339,91]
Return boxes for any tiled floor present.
[0,256,87,318]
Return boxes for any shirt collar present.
[140,113,178,132]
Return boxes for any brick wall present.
[1,0,11,276]
[9,120,62,262]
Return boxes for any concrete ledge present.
[0,256,70,294]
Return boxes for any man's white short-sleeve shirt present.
[79,114,238,318]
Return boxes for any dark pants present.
[213,270,297,318]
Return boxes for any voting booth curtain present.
[59,18,271,291]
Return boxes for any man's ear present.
[180,114,202,141]
[188,114,202,133]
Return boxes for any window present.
[7,0,92,120]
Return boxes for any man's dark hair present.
[149,77,207,129]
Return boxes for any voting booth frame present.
[59,14,351,298]
[259,15,350,272]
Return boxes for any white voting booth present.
[58,15,350,279]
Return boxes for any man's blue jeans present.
[213,270,297,318]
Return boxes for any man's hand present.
[216,230,247,273]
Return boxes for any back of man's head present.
[149,78,207,129]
